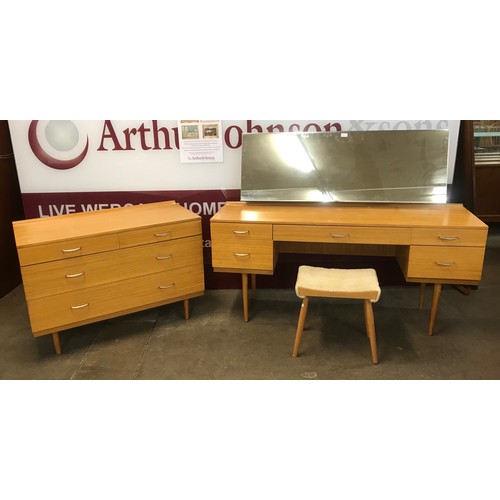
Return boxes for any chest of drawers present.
[13,201,204,354]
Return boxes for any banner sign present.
[8,119,460,288]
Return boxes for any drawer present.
[119,220,201,248]
[407,246,486,281]
[211,240,274,271]
[211,222,272,241]
[17,233,120,266]
[26,266,205,334]
[411,228,488,247]
[274,225,411,245]
[21,236,203,300]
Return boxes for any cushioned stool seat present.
[292,266,381,364]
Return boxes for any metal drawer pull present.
[159,283,175,289]
[234,253,250,257]
[331,233,350,238]
[233,230,249,235]
[154,232,171,237]
[438,236,459,241]
[70,303,89,310]
[65,272,85,278]
[435,261,456,266]
[62,247,81,253]
[156,255,173,260]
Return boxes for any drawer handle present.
[62,247,81,253]
[233,230,250,235]
[70,303,89,310]
[331,233,350,238]
[65,272,85,278]
[159,283,175,289]
[156,255,173,260]
[438,236,460,241]
[154,232,171,238]
[435,261,456,267]
[234,253,250,257]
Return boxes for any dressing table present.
[210,201,487,334]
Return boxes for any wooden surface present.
[211,202,488,284]
[13,200,199,247]
[210,201,489,332]
[211,201,488,229]
[13,201,205,350]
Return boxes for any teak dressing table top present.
[210,202,487,230]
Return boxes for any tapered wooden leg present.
[242,273,249,322]
[251,274,257,300]
[184,299,189,320]
[419,283,426,310]
[364,300,378,364]
[52,332,62,355]
[429,283,442,336]
[292,297,309,357]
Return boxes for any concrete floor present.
[1,224,499,380]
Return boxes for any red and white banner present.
[8,119,460,288]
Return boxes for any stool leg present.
[363,300,378,364]
[292,297,309,357]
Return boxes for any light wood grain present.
[21,235,203,300]
[407,246,486,281]
[12,201,199,247]
[119,219,201,248]
[411,228,487,247]
[274,224,411,245]
[211,202,488,335]
[17,233,119,266]
[210,222,272,240]
[13,201,205,350]
[211,222,274,271]
[27,267,204,334]
[211,240,274,271]
[211,202,488,229]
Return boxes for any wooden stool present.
[292,266,381,364]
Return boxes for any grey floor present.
[1,224,499,380]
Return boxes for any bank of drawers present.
[211,219,488,284]
[14,202,204,338]
[407,228,487,282]
[27,266,204,333]
[21,236,202,300]
[210,222,274,271]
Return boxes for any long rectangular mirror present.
[241,129,449,203]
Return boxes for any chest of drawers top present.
[14,200,198,247]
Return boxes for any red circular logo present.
[28,120,89,170]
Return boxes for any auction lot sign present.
[8,120,459,288]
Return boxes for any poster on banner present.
[178,120,224,163]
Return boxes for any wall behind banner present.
[8,119,460,289]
